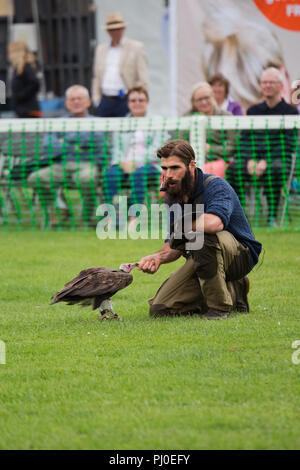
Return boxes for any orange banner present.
[175,0,300,115]
[253,0,300,31]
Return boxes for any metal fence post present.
[189,115,206,169]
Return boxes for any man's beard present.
[165,168,195,204]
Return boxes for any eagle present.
[50,263,138,320]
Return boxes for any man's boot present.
[202,308,230,320]
[233,276,250,313]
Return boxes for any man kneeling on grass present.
[137,140,262,320]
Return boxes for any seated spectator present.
[209,73,243,116]
[266,62,292,105]
[8,41,42,118]
[186,82,236,178]
[103,86,169,213]
[27,85,106,227]
[226,67,299,226]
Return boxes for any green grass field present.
[0,229,300,450]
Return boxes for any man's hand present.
[138,254,161,274]
[256,159,267,177]
[121,161,136,174]
[137,242,182,274]
[247,159,267,177]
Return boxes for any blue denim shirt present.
[42,113,108,165]
[166,168,262,269]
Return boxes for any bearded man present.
[138,140,262,320]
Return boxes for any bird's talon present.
[98,312,109,321]
[98,311,120,321]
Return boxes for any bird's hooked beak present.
[119,262,138,273]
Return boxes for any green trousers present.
[149,231,251,316]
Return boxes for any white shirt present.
[101,44,127,96]
[125,130,146,166]
[220,97,229,111]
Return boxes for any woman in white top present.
[103,86,168,206]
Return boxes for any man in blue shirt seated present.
[137,140,262,320]
[27,85,107,227]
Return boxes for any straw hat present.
[102,12,129,30]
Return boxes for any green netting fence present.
[0,115,299,230]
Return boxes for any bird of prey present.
[50,263,138,320]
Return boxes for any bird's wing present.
[51,271,96,303]
[51,268,133,305]
[71,269,133,298]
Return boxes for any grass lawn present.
[0,229,299,450]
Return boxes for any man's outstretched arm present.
[138,242,182,274]
[138,213,224,274]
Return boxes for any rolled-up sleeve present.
[203,179,233,229]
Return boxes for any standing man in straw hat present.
[92,12,149,117]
